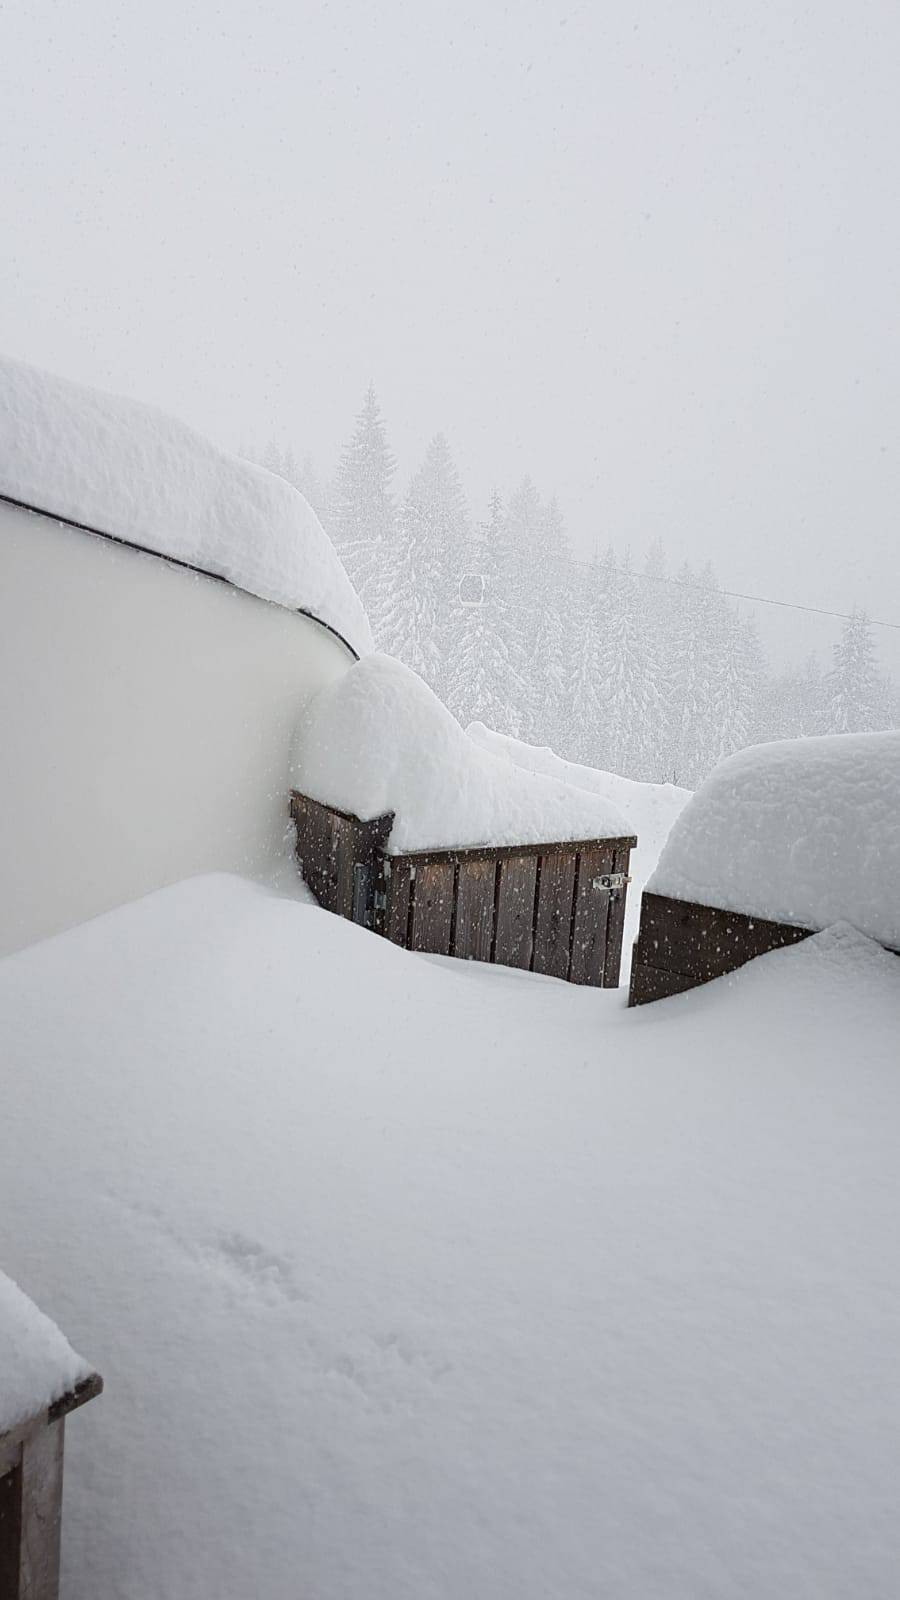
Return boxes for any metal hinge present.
[592,873,631,892]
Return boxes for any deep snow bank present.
[0,352,371,654]
[0,1269,92,1435]
[293,654,632,851]
[2,875,900,1598]
[650,731,900,949]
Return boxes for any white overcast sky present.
[2,0,899,670]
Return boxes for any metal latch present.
[592,872,631,892]
[373,888,388,912]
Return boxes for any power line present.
[653,574,900,633]
[566,553,900,633]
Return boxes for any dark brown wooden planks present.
[410,861,455,955]
[493,855,538,970]
[569,846,614,986]
[385,861,413,947]
[532,850,578,979]
[628,890,814,1005]
[602,845,632,988]
[291,792,393,924]
[628,960,698,1006]
[453,859,497,961]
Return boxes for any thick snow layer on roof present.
[292,654,632,851]
[0,353,372,655]
[3,874,900,1598]
[0,1268,91,1435]
[467,723,690,968]
[649,731,900,949]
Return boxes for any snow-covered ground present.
[2,872,899,1598]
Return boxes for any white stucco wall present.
[0,502,354,955]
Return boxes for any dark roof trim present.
[0,491,361,662]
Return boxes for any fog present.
[2,0,898,677]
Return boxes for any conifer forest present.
[260,389,899,789]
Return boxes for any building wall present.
[0,502,353,955]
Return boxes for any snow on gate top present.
[649,730,900,950]
[0,1267,92,1435]
[293,653,632,852]
[0,353,372,656]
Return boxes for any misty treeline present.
[259,388,899,789]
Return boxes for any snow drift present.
[0,352,372,655]
[292,654,632,852]
[650,730,900,949]
[3,874,900,1599]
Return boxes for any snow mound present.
[0,1268,92,1435]
[0,353,372,655]
[649,731,900,949]
[3,873,900,1598]
[293,654,632,851]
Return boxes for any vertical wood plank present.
[19,1419,64,1600]
[385,861,413,946]
[602,845,631,987]
[410,861,455,954]
[452,859,497,961]
[493,855,538,970]
[569,846,614,986]
[0,1463,21,1600]
[330,814,356,920]
[533,850,578,979]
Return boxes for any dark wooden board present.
[493,855,538,970]
[533,850,578,980]
[569,846,614,986]
[628,959,699,1006]
[602,844,632,988]
[385,861,413,947]
[632,891,811,987]
[291,792,394,922]
[453,859,497,961]
[391,833,636,868]
[0,1464,21,1599]
[410,861,455,955]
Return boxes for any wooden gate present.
[291,790,635,988]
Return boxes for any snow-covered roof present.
[293,654,633,852]
[0,1268,92,1435]
[0,353,372,656]
[649,731,900,950]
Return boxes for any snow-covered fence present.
[0,1272,102,1599]
[291,788,636,987]
[629,732,900,1004]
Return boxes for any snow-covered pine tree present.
[445,493,527,734]
[665,562,722,786]
[709,611,763,763]
[567,548,617,767]
[592,555,668,780]
[826,609,882,732]
[332,386,398,639]
[384,434,469,690]
[522,497,571,746]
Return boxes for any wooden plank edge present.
[47,1372,103,1424]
